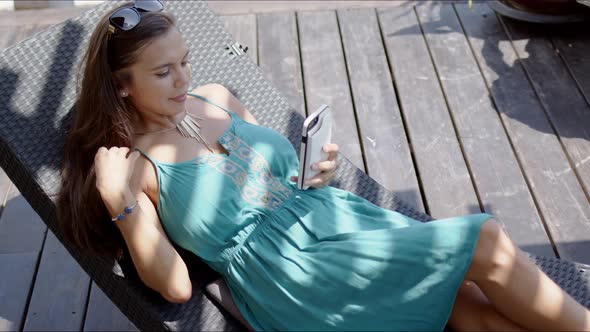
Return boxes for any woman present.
[56,1,590,331]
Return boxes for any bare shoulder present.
[190,83,259,125]
[129,139,159,201]
[128,148,151,191]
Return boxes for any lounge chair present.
[0,1,588,330]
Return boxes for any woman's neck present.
[131,108,187,135]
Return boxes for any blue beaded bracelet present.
[111,200,139,222]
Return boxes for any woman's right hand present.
[94,146,141,201]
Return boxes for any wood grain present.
[298,10,365,172]
[0,252,39,331]
[414,3,553,256]
[379,5,480,219]
[456,3,590,263]
[338,7,423,211]
[83,282,139,331]
[258,11,306,116]
[501,18,590,199]
[23,231,90,331]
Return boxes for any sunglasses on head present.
[108,0,164,33]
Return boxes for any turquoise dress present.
[134,92,493,331]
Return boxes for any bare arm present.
[97,137,254,328]
[107,187,255,328]
[102,185,192,303]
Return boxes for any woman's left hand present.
[290,143,339,189]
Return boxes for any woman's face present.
[118,27,191,119]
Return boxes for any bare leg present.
[465,219,590,331]
[449,280,525,331]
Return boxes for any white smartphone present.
[297,104,332,190]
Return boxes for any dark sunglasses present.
[108,0,164,33]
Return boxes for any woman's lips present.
[170,93,187,102]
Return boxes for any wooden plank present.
[501,17,590,207]
[297,10,365,173]
[257,11,306,116]
[8,24,41,47]
[0,187,46,330]
[0,25,31,49]
[0,24,49,51]
[337,8,423,211]
[552,25,590,106]
[83,282,138,332]
[0,252,39,331]
[413,3,553,256]
[0,188,47,254]
[456,3,590,263]
[14,0,74,11]
[378,6,479,219]
[23,230,90,331]
[208,1,415,16]
[220,14,258,65]
[0,6,88,27]
[0,25,20,49]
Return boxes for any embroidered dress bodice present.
[135,93,300,272]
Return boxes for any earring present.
[120,91,128,97]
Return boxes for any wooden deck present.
[2,1,590,330]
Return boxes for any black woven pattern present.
[527,254,590,308]
[0,0,588,331]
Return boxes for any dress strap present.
[187,91,233,115]
[133,147,158,166]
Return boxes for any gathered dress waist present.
[219,189,304,264]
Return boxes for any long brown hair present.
[57,3,177,259]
